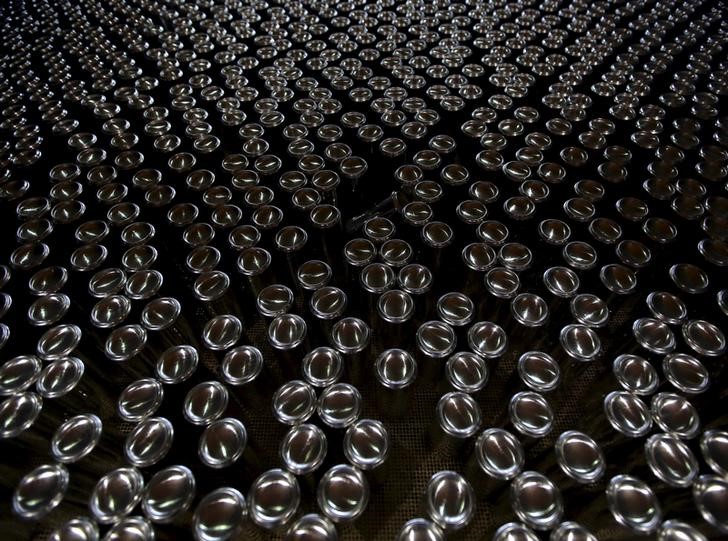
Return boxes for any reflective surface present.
[0,0,727,538]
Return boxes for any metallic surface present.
[0,0,727,538]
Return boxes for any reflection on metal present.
[1,0,728,538]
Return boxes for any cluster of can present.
[1,0,728,538]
